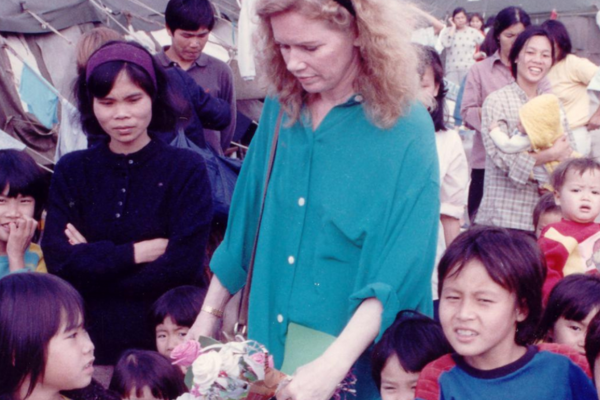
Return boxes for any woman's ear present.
[516,300,528,323]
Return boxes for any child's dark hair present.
[109,350,187,399]
[533,192,561,230]
[165,0,216,33]
[585,311,600,380]
[0,149,48,220]
[509,26,555,79]
[541,20,572,62]
[416,45,447,131]
[150,285,206,328]
[550,158,600,193]
[438,226,546,345]
[0,273,85,399]
[537,274,600,341]
[371,310,451,389]
[74,41,186,140]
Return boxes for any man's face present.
[167,26,211,64]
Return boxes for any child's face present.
[470,17,483,30]
[0,185,35,244]
[555,169,600,224]
[535,210,562,238]
[551,308,599,355]
[155,315,189,358]
[43,315,95,392]
[439,260,527,370]
[380,354,419,400]
[125,386,162,400]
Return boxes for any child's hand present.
[517,121,526,134]
[65,223,87,245]
[489,120,499,131]
[7,216,38,272]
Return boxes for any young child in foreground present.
[585,312,600,396]
[372,310,451,400]
[0,273,117,400]
[538,274,600,355]
[150,285,206,359]
[0,149,48,277]
[533,192,561,238]
[538,158,600,299]
[109,349,187,400]
[415,226,596,400]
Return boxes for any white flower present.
[192,351,222,393]
[219,342,244,378]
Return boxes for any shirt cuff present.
[349,282,400,342]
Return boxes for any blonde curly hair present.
[255,0,419,129]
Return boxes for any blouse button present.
[288,256,295,265]
[121,188,126,193]
[118,201,123,206]
[277,314,284,323]
[115,213,121,218]
[128,159,134,165]
[298,197,306,207]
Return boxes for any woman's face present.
[515,35,553,87]
[453,12,467,29]
[270,10,360,100]
[93,70,152,154]
[470,17,483,31]
[498,23,525,58]
[419,65,439,110]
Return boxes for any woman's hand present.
[532,135,572,166]
[65,223,87,245]
[7,216,38,272]
[276,354,347,400]
[473,51,486,61]
[185,275,233,342]
[133,238,169,263]
[587,111,600,131]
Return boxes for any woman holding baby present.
[475,26,574,233]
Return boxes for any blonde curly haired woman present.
[188,1,440,399]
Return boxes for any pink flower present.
[171,341,202,367]
[250,352,267,367]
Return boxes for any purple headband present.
[85,42,157,89]
[333,0,355,16]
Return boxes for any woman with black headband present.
[188,0,439,399]
[42,41,213,365]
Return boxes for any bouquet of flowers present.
[171,336,286,400]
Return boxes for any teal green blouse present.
[211,96,439,398]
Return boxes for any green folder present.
[280,322,337,375]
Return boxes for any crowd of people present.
[1,0,600,400]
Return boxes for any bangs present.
[87,62,155,100]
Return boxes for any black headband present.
[333,0,355,16]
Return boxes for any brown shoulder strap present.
[236,109,284,334]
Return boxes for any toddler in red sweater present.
[538,158,600,299]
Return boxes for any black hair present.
[109,350,187,399]
[533,192,561,233]
[482,7,531,56]
[509,26,554,79]
[537,274,600,341]
[550,157,600,193]
[0,149,48,221]
[150,285,206,328]
[165,0,216,32]
[416,46,447,132]
[585,311,600,380]
[438,226,546,346]
[371,310,451,389]
[541,20,572,62]
[74,41,186,140]
[452,7,467,18]
[0,274,86,399]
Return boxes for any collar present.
[452,345,536,379]
[158,47,208,69]
[97,137,163,168]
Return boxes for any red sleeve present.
[415,355,456,400]
[537,343,592,378]
[538,231,569,301]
